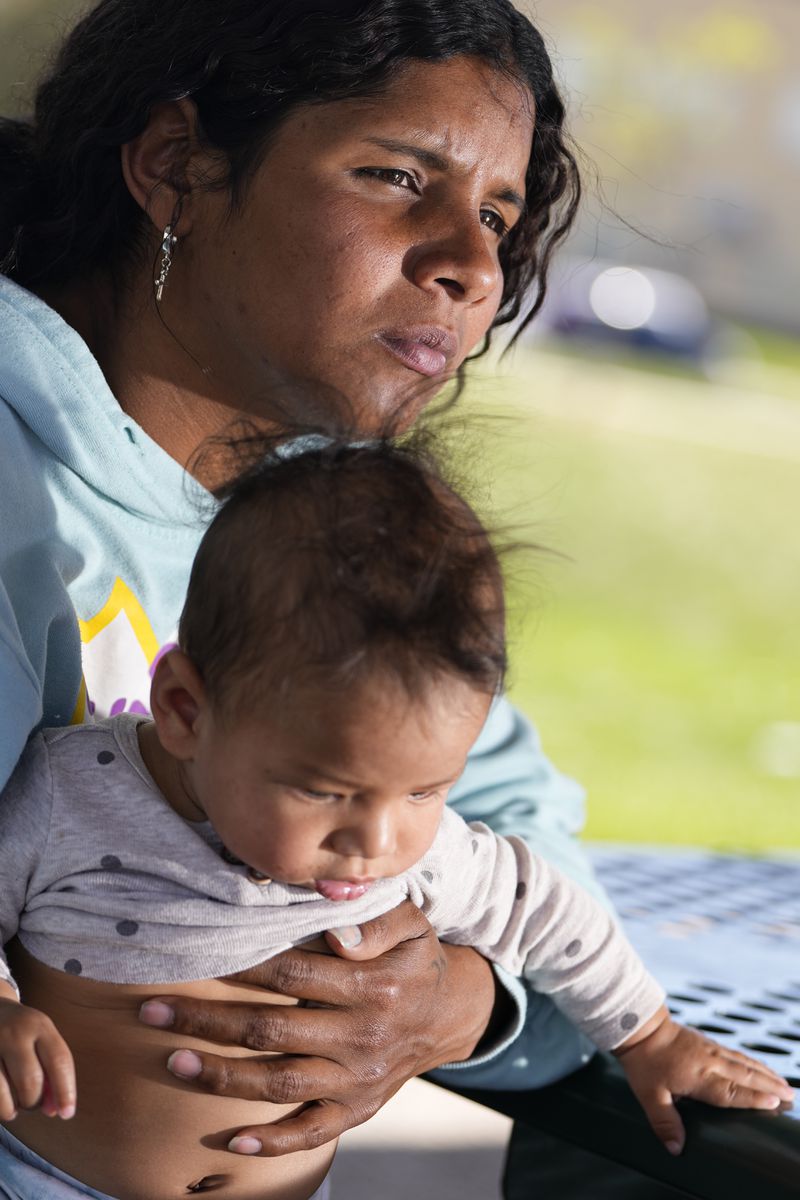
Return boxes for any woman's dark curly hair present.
[0,0,580,347]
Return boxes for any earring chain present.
[155,225,178,302]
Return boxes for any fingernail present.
[329,925,362,949]
[228,1135,263,1155]
[60,1104,76,1120]
[666,1140,683,1156]
[167,1050,203,1079]
[139,1001,175,1027]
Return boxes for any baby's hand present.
[614,1005,795,1155]
[0,997,76,1121]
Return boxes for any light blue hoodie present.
[0,273,601,1084]
[0,274,208,786]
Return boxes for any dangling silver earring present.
[155,224,178,302]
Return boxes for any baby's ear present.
[149,650,207,759]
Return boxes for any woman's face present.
[178,55,534,424]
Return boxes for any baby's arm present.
[0,731,75,1119]
[416,812,794,1149]
[613,1005,794,1154]
[0,979,76,1121]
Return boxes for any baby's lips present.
[315,879,372,902]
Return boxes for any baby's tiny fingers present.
[38,1039,76,1120]
[724,1051,791,1080]
[0,1070,17,1120]
[40,1078,59,1118]
[712,1054,795,1102]
[1,1043,44,1110]
[702,1075,783,1110]
[636,1085,685,1156]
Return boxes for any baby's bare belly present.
[4,943,335,1200]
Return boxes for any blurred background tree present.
[1,0,797,850]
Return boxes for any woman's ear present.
[149,649,208,760]
[121,97,203,237]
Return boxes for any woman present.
[0,0,598,1180]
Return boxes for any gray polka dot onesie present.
[0,716,663,1051]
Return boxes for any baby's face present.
[186,672,492,898]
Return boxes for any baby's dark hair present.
[179,431,506,715]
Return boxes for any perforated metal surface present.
[589,847,800,1109]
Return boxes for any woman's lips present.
[376,327,457,378]
[315,879,374,902]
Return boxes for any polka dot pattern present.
[565,939,582,957]
[64,959,82,975]
[471,839,479,855]
[621,1012,639,1031]
[116,920,139,937]
[97,751,115,765]
[101,855,122,871]
[515,881,527,900]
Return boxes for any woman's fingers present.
[229,1097,378,1157]
[224,947,367,1007]
[142,997,342,1057]
[220,901,437,1002]
[139,905,493,1157]
[166,1047,350,1106]
[322,899,436,960]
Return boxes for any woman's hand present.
[138,901,499,1155]
[0,994,76,1121]
[614,1005,795,1155]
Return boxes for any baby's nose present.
[330,812,396,861]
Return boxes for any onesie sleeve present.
[0,734,54,994]
[414,809,664,1051]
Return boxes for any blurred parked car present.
[534,258,715,364]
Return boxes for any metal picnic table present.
[452,847,800,1199]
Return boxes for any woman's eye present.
[356,167,419,192]
[409,790,437,804]
[481,208,509,239]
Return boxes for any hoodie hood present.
[0,274,207,524]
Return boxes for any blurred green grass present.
[463,347,800,852]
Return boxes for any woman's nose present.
[405,210,502,305]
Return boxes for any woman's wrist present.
[433,944,503,1066]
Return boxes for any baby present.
[0,434,792,1200]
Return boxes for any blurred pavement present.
[330,1078,512,1199]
